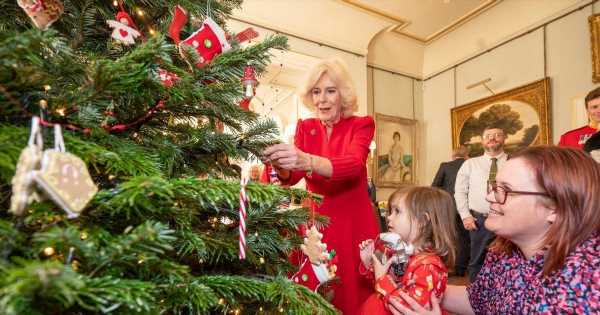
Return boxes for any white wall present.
[423,0,586,77]
[420,1,600,184]
[368,31,424,78]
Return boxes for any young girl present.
[358,186,457,315]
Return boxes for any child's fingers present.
[387,296,415,315]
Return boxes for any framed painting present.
[590,13,600,83]
[374,113,417,187]
[451,78,551,157]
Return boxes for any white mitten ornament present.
[9,117,44,215]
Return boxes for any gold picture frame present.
[374,113,417,188]
[451,78,551,157]
[589,13,600,83]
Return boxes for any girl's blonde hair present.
[388,186,457,267]
[298,58,358,118]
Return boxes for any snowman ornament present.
[107,11,141,45]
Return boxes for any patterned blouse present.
[467,233,600,314]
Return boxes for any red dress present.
[281,116,380,314]
[358,253,449,315]
[558,125,597,149]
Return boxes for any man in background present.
[455,126,508,282]
[583,131,600,163]
[559,87,600,149]
[432,145,470,277]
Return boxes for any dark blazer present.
[431,158,466,195]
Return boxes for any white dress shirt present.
[454,151,508,219]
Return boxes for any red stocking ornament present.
[168,5,231,67]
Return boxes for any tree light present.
[43,247,55,256]
[55,107,66,116]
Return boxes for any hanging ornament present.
[9,117,44,216]
[241,65,258,98]
[17,0,64,30]
[157,68,180,88]
[107,11,141,45]
[168,5,231,67]
[238,175,249,259]
[291,226,337,292]
[234,27,259,44]
[32,124,98,218]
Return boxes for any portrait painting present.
[590,13,600,83]
[451,78,551,157]
[374,113,417,187]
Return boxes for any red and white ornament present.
[17,0,64,30]
[239,176,249,259]
[157,68,180,88]
[241,65,258,99]
[168,5,231,67]
[107,11,141,45]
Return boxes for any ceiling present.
[342,0,500,43]
[232,0,502,55]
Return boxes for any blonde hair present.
[387,186,457,267]
[298,58,358,118]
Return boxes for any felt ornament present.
[107,11,141,45]
[168,5,231,67]
[157,68,180,88]
[33,124,98,218]
[17,0,64,30]
[291,226,338,292]
[9,117,44,216]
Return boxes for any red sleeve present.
[391,263,447,308]
[329,116,374,181]
[558,134,567,147]
[278,119,307,186]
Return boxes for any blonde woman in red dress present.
[262,58,380,314]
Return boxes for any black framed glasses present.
[487,181,550,205]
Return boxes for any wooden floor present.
[447,276,469,286]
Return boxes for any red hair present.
[491,145,600,275]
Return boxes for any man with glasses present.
[455,126,508,282]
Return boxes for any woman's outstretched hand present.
[262,143,310,171]
[387,291,442,315]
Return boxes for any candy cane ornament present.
[239,176,249,259]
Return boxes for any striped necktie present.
[489,157,498,182]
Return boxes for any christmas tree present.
[0,0,336,314]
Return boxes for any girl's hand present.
[359,239,374,268]
[372,253,395,280]
[387,291,442,315]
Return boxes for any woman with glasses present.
[387,146,600,314]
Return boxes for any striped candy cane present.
[239,176,249,259]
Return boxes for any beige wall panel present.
[368,32,424,78]
[424,0,584,77]
[422,70,455,185]
[546,6,599,143]
[373,70,414,118]
[455,29,545,106]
